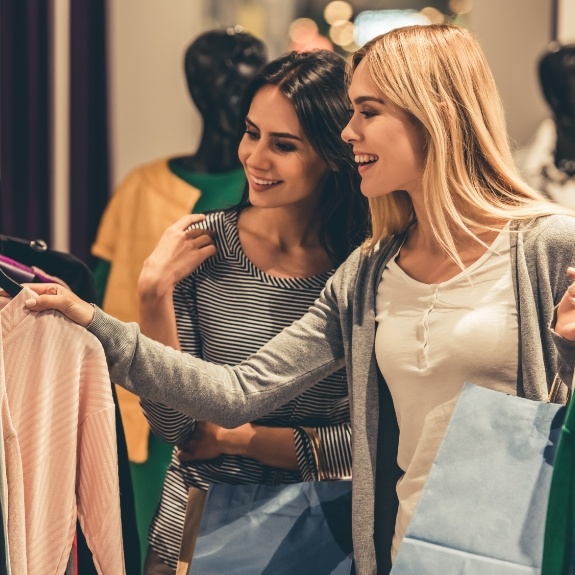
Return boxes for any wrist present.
[219,424,255,456]
[137,272,174,302]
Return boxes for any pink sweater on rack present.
[0,289,125,574]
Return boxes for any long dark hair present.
[236,50,369,266]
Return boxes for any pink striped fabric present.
[0,289,125,574]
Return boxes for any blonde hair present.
[351,24,572,264]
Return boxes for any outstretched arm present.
[23,275,347,428]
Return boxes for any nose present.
[341,118,357,145]
[243,138,272,172]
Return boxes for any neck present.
[408,195,505,256]
[554,122,575,176]
[241,204,323,251]
[178,131,241,173]
[407,196,445,255]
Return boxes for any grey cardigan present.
[89,214,575,575]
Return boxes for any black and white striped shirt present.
[141,209,351,568]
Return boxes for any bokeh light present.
[449,0,473,15]
[353,10,432,47]
[289,18,319,45]
[420,7,445,25]
[329,20,355,47]
[324,1,353,26]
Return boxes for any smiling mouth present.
[355,154,379,166]
[252,176,281,186]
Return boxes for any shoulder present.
[518,214,575,251]
[328,236,399,294]
[191,209,237,245]
[118,158,170,186]
[106,158,172,206]
[180,210,239,284]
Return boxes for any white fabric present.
[517,118,575,208]
[374,228,518,558]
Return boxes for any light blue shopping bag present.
[392,382,566,575]
[188,480,353,575]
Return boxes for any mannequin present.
[518,43,575,207]
[539,43,575,177]
[176,27,268,173]
[90,28,267,566]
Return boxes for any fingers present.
[176,449,194,462]
[567,267,575,304]
[191,232,216,250]
[24,292,68,312]
[21,283,95,327]
[21,282,62,296]
[176,214,207,229]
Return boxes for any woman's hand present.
[176,421,231,462]
[555,267,575,341]
[138,214,216,302]
[22,283,95,327]
[176,422,299,470]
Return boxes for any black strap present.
[373,369,402,575]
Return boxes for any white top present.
[374,228,518,558]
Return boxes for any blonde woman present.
[22,25,575,575]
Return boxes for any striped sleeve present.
[294,421,352,481]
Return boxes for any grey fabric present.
[88,214,575,575]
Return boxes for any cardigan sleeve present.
[550,307,575,389]
[88,265,349,428]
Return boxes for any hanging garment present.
[0,327,24,574]
[91,159,200,463]
[0,235,98,303]
[0,244,140,574]
[0,289,125,574]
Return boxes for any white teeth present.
[253,177,280,185]
[355,154,379,164]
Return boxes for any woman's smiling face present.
[341,60,427,199]
[238,85,330,210]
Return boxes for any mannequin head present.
[184,28,268,139]
[538,43,575,130]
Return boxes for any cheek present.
[237,138,249,166]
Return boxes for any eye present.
[245,128,259,140]
[360,109,376,119]
[275,141,297,153]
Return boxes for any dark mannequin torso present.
[174,28,268,176]
[539,43,575,176]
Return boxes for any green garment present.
[542,394,575,575]
[168,159,245,213]
[94,163,246,572]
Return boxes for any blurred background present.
[2,0,574,264]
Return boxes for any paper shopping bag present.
[391,382,566,575]
[186,480,353,575]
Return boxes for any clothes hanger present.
[0,266,23,297]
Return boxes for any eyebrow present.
[352,96,385,105]
[245,117,303,142]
